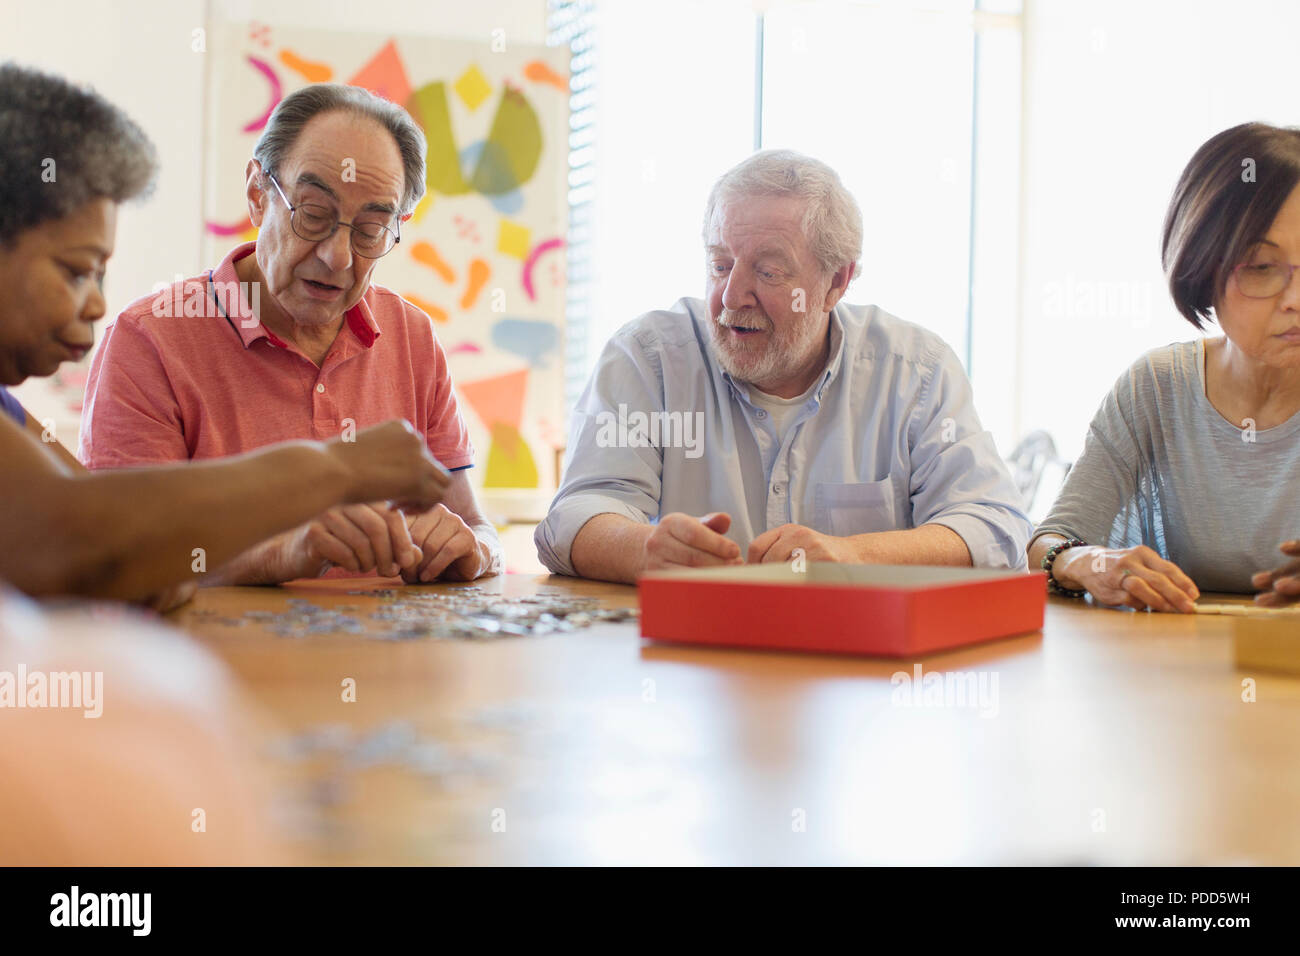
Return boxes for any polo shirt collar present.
[209,241,382,351]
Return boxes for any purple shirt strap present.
[0,386,25,427]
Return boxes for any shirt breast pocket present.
[814,478,898,537]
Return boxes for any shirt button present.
[316,383,325,394]
[755,409,767,420]
[773,483,785,495]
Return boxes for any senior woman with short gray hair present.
[1031,122,1300,611]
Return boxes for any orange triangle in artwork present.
[349,39,412,105]
[459,368,528,430]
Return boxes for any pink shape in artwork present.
[243,55,282,133]
[206,216,254,237]
[521,237,565,302]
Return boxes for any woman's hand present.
[325,420,450,512]
[1053,544,1199,613]
[142,580,198,614]
[1251,540,1300,606]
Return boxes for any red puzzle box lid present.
[638,563,1046,657]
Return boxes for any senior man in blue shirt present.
[536,150,1031,583]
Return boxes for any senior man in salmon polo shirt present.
[79,84,502,585]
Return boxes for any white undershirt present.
[750,379,818,445]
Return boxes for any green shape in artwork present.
[407,82,471,196]
[406,81,543,198]
[468,86,542,195]
[483,422,539,488]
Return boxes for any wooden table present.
[166,574,1300,865]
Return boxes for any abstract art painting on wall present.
[203,22,569,510]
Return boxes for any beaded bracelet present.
[1042,538,1088,598]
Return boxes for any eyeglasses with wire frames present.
[265,173,401,259]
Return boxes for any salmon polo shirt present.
[78,242,474,472]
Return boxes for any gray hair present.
[703,149,862,280]
[0,62,157,245]
[252,84,427,215]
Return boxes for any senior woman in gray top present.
[1032,122,1300,612]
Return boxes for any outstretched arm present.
[0,416,449,601]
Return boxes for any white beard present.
[708,304,828,392]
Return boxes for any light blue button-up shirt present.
[535,298,1031,576]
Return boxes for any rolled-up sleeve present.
[907,342,1033,570]
[534,331,666,576]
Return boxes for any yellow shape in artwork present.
[410,192,433,223]
[497,219,532,261]
[454,65,493,111]
[484,422,539,488]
